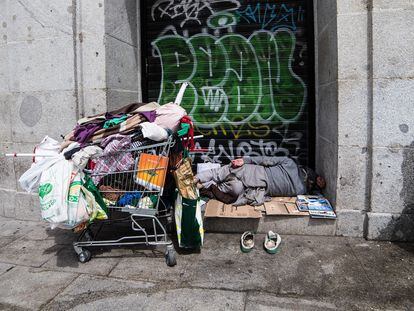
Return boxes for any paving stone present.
[44,274,155,311]
[0,266,77,310]
[350,241,414,304]
[0,217,37,238]
[43,246,122,276]
[0,262,14,276]
[245,293,337,311]
[109,247,190,283]
[0,237,64,267]
[46,279,244,311]
[25,223,75,245]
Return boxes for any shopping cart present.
[73,135,178,266]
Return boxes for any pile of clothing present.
[19,101,187,230]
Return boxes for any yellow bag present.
[173,157,198,200]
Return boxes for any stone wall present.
[0,0,138,221]
[315,0,414,240]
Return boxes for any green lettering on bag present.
[39,183,53,199]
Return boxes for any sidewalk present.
[0,216,413,310]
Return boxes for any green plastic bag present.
[175,192,204,249]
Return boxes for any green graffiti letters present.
[152,29,306,130]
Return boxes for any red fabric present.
[180,115,195,151]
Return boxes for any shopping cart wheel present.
[78,249,91,263]
[165,248,177,267]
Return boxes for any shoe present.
[240,231,255,253]
[264,231,281,254]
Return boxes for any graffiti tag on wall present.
[147,0,310,163]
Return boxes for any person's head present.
[302,167,326,193]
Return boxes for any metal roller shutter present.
[141,0,314,166]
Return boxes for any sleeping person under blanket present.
[195,156,326,206]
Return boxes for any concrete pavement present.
[0,216,413,310]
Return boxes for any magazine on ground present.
[296,195,337,219]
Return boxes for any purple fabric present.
[74,124,102,144]
[140,111,156,122]
[100,134,128,148]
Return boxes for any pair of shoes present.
[240,231,281,254]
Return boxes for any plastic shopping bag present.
[175,192,204,249]
[65,171,90,228]
[19,155,62,193]
[33,136,61,164]
[38,158,73,224]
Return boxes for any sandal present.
[240,231,255,253]
[264,231,281,254]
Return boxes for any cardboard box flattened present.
[264,197,309,217]
[204,200,262,219]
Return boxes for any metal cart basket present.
[73,135,177,266]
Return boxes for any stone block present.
[335,209,365,237]
[373,0,414,11]
[106,89,139,111]
[0,1,8,46]
[7,0,73,43]
[14,191,40,221]
[0,189,16,218]
[79,0,105,37]
[105,0,137,46]
[318,23,338,86]
[82,88,107,117]
[0,143,16,191]
[316,0,337,35]
[205,216,337,236]
[0,266,76,310]
[317,82,338,145]
[78,33,106,90]
[373,10,414,79]
[8,36,74,92]
[367,212,414,241]
[373,79,414,147]
[371,146,413,214]
[0,46,8,92]
[337,14,368,80]
[337,0,369,14]
[315,139,338,206]
[105,35,138,91]
[10,91,77,143]
[0,93,13,141]
[336,145,368,211]
[338,79,368,147]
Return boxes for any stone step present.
[204,216,337,236]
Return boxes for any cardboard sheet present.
[264,197,309,216]
[204,200,262,219]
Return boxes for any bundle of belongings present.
[19,101,187,230]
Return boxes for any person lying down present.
[194,156,326,206]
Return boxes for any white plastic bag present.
[19,155,62,193]
[38,158,73,224]
[34,136,61,163]
[65,171,90,228]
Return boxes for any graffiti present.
[151,0,241,27]
[147,1,310,163]
[152,29,307,129]
[235,3,305,31]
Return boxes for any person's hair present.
[302,167,319,193]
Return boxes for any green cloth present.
[103,115,128,129]
[83,175,108,213]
